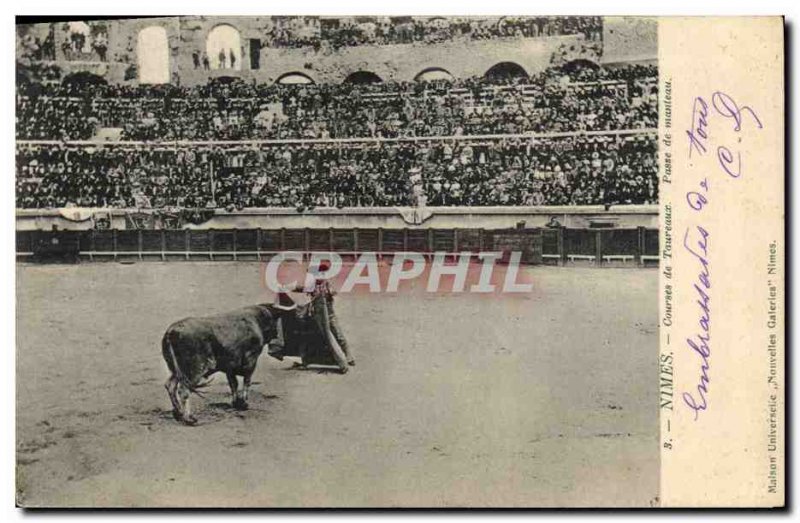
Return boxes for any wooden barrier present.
[16,227,658,266]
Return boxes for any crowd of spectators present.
[16,134,657,210]
[266,16,602,50]
[16,64,657,141]
[16,61,658,210]
[16,142,415,210]
[17,93,98,140]
[419,135,656,206]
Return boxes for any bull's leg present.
[177,382,197,426]
[242,376,250,402]
[227,372,246,410]
[267,318,286,361]
[239,370,254,410]
[164,374,182,420]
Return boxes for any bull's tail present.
[163,334,213,398]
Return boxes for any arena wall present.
[17,16,656,86]
[16,205,658,232]
[601,17,657,65]
[16,222,659,267]
[184,33,584,85]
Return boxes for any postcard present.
[14,15,784,508]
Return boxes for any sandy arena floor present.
[16,261,659,507]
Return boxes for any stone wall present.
[602,17,658,65]
[17,16,657,86]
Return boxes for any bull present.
[162,304,281,426]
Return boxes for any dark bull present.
[162,298,351,425]
[162,304,280,425]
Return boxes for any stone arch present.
[343,71,383,84]
[276,72,315,84]
[428,17,450,30]
[137,25,170,84]
[484,61,529,80]
[66,21,92,55]
[213,75,241,84]
[206,24,242,71]
[62,71,107,88]
[414,67,455,82]
[562,58,601,72]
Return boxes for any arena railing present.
[16,226,659,267]
[15,128,657,147]
[16,77,656,108]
